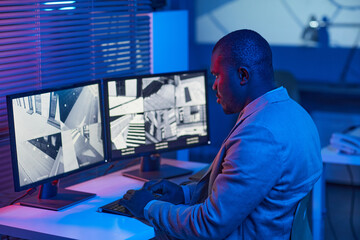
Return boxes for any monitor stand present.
[19,180,96,211]
[122,154,192,181]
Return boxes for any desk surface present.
[321,146,360,166]
[0,159,207,240]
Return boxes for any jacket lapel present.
[191,87,290,203]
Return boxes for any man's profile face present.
[210,48,244,114]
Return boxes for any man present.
[119,29,323,239]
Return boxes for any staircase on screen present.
[126,115,145,147]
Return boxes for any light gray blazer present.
[145,87,323,240]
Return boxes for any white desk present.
[312,146,360,240]
[0,159,207,240]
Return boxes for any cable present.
[1,235,10,240]
[346,165,359,240]
[328,0,360,10]
[8,187,37,206]
[325,182,339,240]
[280,0,304,28]
[339,29,360,83]
[329,7,341,23]
[4,187,36,240]
[102,157,140,176]
[328,0,360,83]
[103,162,115,176]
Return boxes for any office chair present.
[274,70,301,103]
[290,191,313,240]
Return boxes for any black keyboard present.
[98,199,133,217]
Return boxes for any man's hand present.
[144,179,184,205]
[118,188,157,219]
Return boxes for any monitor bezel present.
[103,69,211,162]
[6,80,108,192]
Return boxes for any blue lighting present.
[309,20,319,28]
[59,7,76,10]
[44,1,75,5]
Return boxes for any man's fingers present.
[143,179,161,190]
[122,189,135,200]
[122,193,130,200]
[118,198,127,206]
[126,189,135,194]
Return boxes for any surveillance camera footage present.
[11,84,104,187]
[107,72,208,156]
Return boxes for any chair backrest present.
[290,191,312,240]
[274,70,301,103]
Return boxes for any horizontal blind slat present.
[0,67,38,78]
[39,46,151,63]
[0,1,152,194]
[0,61,39,71]
[0,42,38,52]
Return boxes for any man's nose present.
[212,80,217,91]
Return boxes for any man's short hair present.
[213,29,273,75]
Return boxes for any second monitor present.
[104,70,210,181]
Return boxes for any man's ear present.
[238,67,249,85]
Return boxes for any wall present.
[152,10,189,74]
[189,0,360,83]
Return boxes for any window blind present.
[0,0,152,193]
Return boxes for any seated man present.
[120,29,323,239]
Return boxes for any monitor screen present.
[104,70,209,162]
[7,81,106,194]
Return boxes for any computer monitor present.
[6,80,107,210]
[104,70,210,181]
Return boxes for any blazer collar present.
[237,86,290,123]
[221,87,290,146]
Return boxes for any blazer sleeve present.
[145,125,284,240]
[181,182,197,204]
